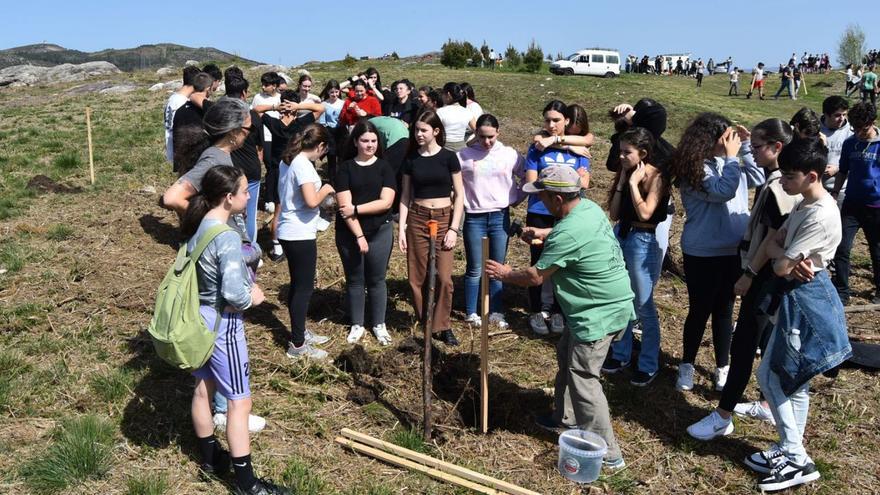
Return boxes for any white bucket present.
[557,429,607,484]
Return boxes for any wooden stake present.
[86,107,95,185]
[801,71,808,96]
[844,303,880,313]
[423,219,439,442]
[339,430,542,495]
[335,437,503,494]
[480,236,490,433]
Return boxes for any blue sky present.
[2,0,873,69]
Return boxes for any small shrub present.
[21,415,115,493]
[504,44,521,68]
[52,152,81,170]
[441,39,469,69]
[90,369,132,403]
[281,458,327,495]
[125,473,168,495]
[390,51,399,60]
[389,428,429,454]
[523,40,544,73]
[342,53,357,68]
[46,224,74,241]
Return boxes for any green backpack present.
[148,224,232,372]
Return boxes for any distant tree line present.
[440,39,545,72]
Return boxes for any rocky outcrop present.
[0,61,121,87]
[64,81,139,95]
[149,80,183,92]
[251,64,287,74]
[156,67,176,77]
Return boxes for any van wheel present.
[604,71,617,78]
[564,68,574,76]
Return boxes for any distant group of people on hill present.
[154,61,878,493]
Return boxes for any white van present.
[549,48,621,78]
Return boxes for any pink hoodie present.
[457,141,526,213]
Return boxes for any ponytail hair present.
[752,118,794,146]
[180,165,244,238]
[281,123,329,165]
[442,82,467,107]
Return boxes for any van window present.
[578,55,588,63]
[591,54,604,63]
[607,55,619,65]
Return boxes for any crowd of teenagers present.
[158,63,876,493]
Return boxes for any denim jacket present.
[762,270,851,396]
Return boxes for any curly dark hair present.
[848,101,877,129]
[669,112,731,191]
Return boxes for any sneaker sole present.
[743,457,775,475]
[630,374,658,387]
[757,470,820,491]
[676,383,694,391]
[734,412,777,426]
[601,364,629,374]
[687,421,733,441]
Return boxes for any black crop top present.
[618,170,669,238]
[402,148,461,199]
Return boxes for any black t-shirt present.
[231,109,265,181]
[171,100,211,172]
[759,188,786,229]
[335,158,396,233]
[385,99,419,125]
[262,112,317,167]
[402,148,461,199]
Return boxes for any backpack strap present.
[190,224,234,262]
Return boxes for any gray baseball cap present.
[522,165,582,193]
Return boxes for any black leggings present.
[682,254,741,367]
[279,239,317,346]
[718,267,773,412]
[336,223,393,327]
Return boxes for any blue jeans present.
[758,331,810,465]
[463,209,510,315]
[244,179,261,243]
[214,392,228,414]
[611,230,663,374]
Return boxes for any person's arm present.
[299,181,335,209]
[831,141,851,196]
[576,159,591,189]
[253,101,282,115]
[215,231,254,311]
[608,172,627,221]
[162,178,197,214]
[444,172,465,250]
[629,168,664,221]
[735,129,765,188]
[485,260,558,287]
[336,190,369,253]
[398,174,412,253]
[733,227,778,295]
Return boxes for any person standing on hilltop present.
[747,62,766,100]
[164,66,201,166]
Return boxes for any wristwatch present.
[744,265,758,279]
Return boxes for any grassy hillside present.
[0,63,877,495]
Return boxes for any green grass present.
[0,351,31,410]
[0,302,45,333]
[280,457,328,495]
[90,369,133,404]
[124,473,168,495]
[46,224,74,241]
[20,415,115,494]
[0,239,31,273]
[388,427,430,454]
[52,152,81,170]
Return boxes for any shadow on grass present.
[138,213,180,249]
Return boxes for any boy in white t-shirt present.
[747,63,766,100]
[746,138,850,491]
[728,67,739,96]
[163,66,201,163]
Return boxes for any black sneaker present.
[441,329,459,346]
[744,446,786,474]
[601,357,629,374]
[268,247,285,262]
[236,478,292,495]
[757,459,820,491]
[630,370,657,387]
[534,414,572,434]
[199,448,230,480]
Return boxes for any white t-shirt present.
[754,67,765,81]
[729,69,738,83]
[164,92,188,162]
[437,104,473,142]
[777,193,842,274]
[252,92,280,141]
[297,93,322,118]
[467,101,484,121]
[277,153,322,241]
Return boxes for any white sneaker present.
[372,324,392,346]
[347,324,366,344]
[305,329,330,346]
[488,312,509,329]
[676,363,695,391]
[631,321,643,336]
[529,313,549,336]
[265,202,275,214]
[286,342,328,360]
[550,313,565,334]
[714,365,730,391]
[734,401,776,425]
[213,412,267,433]
[464,313,481,326]
[687,410,734,441]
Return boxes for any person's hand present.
[534,135,556,151]
[281,101,298,113]
[734,274,753,296]
[568,145,592,159]
[720,127,742,158]
[734,124,751,142]
[442,229,458,250]
[825,164,839,177]
[338,203,355,219]
[791,258,815,282]
[613,103,634,116]
[320,183,335,195]
[818,133,828,146]
[485,259,511,280]
[398,230,407,253]
[629,162,646,186]
[357,236,369,254]
[250,284,265,306]
[521,226,548,245]
[774,227,787,244]
[349,102,359,111]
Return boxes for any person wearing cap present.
[486,165,635,471]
